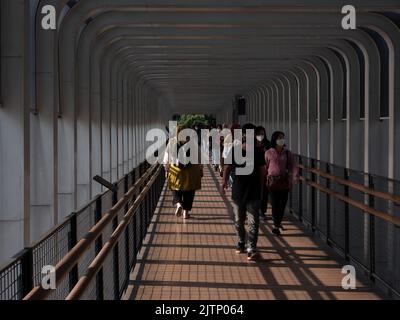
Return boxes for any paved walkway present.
[124,166,383,300]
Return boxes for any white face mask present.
[256,135,264,142]
[276,139,285,147]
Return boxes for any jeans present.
[172,190,196,211]
[269,190,289,227]
[232,200,260,251]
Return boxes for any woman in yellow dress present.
[163,125,203,219]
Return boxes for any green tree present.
[177,114,215,128]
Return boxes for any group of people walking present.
[163,122,299,262]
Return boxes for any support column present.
[30,0,59,241]
[0,0,29,265]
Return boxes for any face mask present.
[276,139,285,147]
[256,135,264,142]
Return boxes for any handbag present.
[177,141,192,169]
[266,150,290,191]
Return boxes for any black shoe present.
[278,224,285,231]
[235,243,246,254]
[247,250,260,261]
[272,227,281,236]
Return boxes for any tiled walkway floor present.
[124,166,383,300]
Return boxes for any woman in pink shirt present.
[264,131,299,236]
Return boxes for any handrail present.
[299,164,400,205]
[23,163,160,300]
[0,167,132,289]
[299,176,400,227]
[291,155,400,298]
[0,200,95,275]
[297,161,400,227]
[65,165,162,300]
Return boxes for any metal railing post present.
[94,195,104,300]
[138,166,144,249]
[326,163,331,243]
[311,158,316,232]
[132,169,138,267]
[368,174,376,281]
[298,156,303,222]
[289,152,293,214]
[152,175,156,212]
[21,248,33,298]
[112,183,120,300]
[142,164,148,236]
[124,175,130,280]
[68,213,79,291]
[146,173,151,228]
[344,168,350,261]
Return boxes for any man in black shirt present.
[222,123,265,261]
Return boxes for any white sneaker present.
[175,203,183,217]
[183,210,190,219]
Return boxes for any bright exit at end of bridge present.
[0,0,400,316]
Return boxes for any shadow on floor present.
[124,166,384,300]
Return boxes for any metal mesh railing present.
[289,155,400,298]
[329,163,346,250]
[371,175,400,296]
[0,162,165,300]
[76,200,97,295]
[0,256,24,300]
[102,250,115,300]
[315,159,329,236]
[78,163,164,300]
[347,169,369,267]
[31,221,71,300]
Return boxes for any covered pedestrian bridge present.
[0,0,399,300]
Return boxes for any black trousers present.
[269,190,289,227]
[260,184,269,215]
[172,190,196,211]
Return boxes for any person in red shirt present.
[264,131,299,236]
